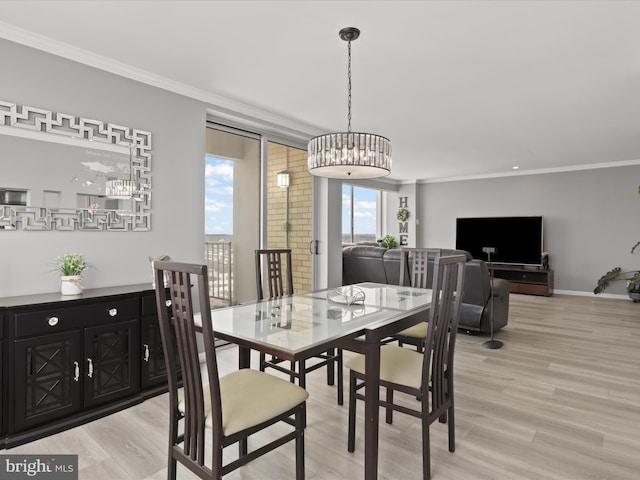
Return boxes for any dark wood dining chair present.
[255,248,344,405]
[392,248,441,352]
[346,254,466,480]
[154,261,308,480]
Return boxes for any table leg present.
[238,346,251,369]
[238,345,251,457]
[364,338,381,480]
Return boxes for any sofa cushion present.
[343,246,388,285]
[382,249,403,285]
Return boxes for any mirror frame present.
[0,100,151,231]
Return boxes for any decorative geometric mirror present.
[0,100,151,231]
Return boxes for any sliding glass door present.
[205,126,260,305]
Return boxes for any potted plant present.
[378,234,397,249]
[593,241,640,302]
[55,253,89,295]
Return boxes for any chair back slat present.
[154,261,222,468]
[423,254,465,412]
[255,249,294,300]
[400,248,441,289]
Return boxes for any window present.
[204,155,234,305]
[342,184,383,244]
[204,155,234,236]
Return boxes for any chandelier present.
[105,145,136,199]
[307,27,391,179]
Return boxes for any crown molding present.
[0,21,321,141]
[419,158,640,184]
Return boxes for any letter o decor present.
[396,208,409,222]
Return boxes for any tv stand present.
[489,265,554,296]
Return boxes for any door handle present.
[309,240,319,255]
[73,361,80,382]
[87,358,93,378]
[143,344,150,362]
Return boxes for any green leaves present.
[379,234,397,249]
[628,271,640,293]
[396,208,409,222]
[56,253,89,276]
[593,267,622,294]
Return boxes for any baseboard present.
[551,289,628,299]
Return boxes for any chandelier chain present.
[347,39,352,133]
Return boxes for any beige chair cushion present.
[178,369,309,437]
[345,344,423,390]
[396,321,428,339]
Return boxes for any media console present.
[489,266,554,297]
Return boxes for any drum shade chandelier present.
[307,27,392,179]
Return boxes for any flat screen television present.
[455,216,544,266]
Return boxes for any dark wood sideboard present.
[490,266,554,296]
[0,284,174,448]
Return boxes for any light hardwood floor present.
[7,294,640,479]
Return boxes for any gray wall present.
[0,39,206,297]
[418,166,640,295]
[3,37,638,299]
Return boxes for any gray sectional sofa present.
[342,245,510,334]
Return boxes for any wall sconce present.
[277,171,290,188]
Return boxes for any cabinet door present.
[84,320,140,409]
[0,341,4,436]
[13,331,82,432]
[141,316,182,390]
[140,316,167,389]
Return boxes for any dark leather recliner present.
[342,246,510,334]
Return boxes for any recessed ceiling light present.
[512,166,520,170]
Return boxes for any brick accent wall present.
[266,143,313,293]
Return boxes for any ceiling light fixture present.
[307,27,391,179]
[105,145,136,199]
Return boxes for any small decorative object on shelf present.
[55,253,89,295]
[327,286,366,306]
[541,252,549,270]
[149,254,172,287]
[396,208,410,222]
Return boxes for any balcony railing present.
[204,240,233,306]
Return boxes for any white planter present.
[60,275,83,295]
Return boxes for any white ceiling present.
[1,0,639,182]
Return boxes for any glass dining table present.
[205,282,432,480]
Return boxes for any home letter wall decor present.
[397,196,409,246]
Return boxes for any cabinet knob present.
[48,316,59,327]
[165,300,172,307]
[108,308,118,317]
